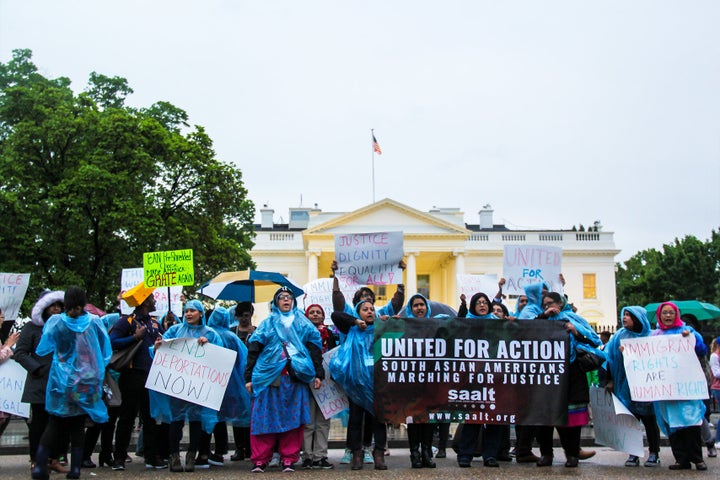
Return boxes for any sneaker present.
[340,449,352,464]
[194,455,210,469]
[251,463,266,473]
[302,458,313,469]
[282,463,295,473]
[644,453,660,467]
[208,453,224,466]
[312,458,333,469]
[152,457,168,469]
[268,453,281,468]
[708,446,717,458]
[111,458,126,471]
[363,448,373,464]
[625,455,640,467]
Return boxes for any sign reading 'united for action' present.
[374,318,570,425]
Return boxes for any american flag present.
[373,134,382,155]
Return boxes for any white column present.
[453,250,465,299]
[307,251,319,282]
[406,252,417,295]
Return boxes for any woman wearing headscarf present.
[14,290,69,473]
[330,299,388,470]
[652,301,707,471]
[533,291,604,468]
[244,287,323,473]
[151,299,223,473]
[31,286,112,480]
[604,306,661,467]
[205,306,251,466]
[400,293,444,469]
[300,304,337,469]
[455,292,506,468]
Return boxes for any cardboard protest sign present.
[143,249,194,288]
[312,346,350,419]
[0,359,30,417]
[300,278,355,325]
[456,274,498,300]
[374,317,569,425]
[146,338,237,410]
[503,245,562,295]
[589,386,644,457]
[334,232,403,287]
[0,273,31,321]
[622,334,708,401]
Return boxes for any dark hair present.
[469,292,492,316]
[235,301,254,316]
[542,291,565,307]
[491,301,509,317]
[352,287,375,306]
[64,286,87,311]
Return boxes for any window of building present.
[582,273,597,299]
[417,274,430,299]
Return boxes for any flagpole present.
[371,128,376,203]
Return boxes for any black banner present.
[374,317,569,425]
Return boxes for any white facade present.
[250,198,620,330]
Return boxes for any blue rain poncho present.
[207,306,251,427]
[650,302,707,436]
[249,301,321,397]
[36,311,111,423]
[149,299,223,433]
[604,306,654,416]
[329,301,376,413]
[517,282,550,319]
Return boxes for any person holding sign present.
[329,299,388,470]
[301,304,337,469]
[0,330,19,439]
[206,307,251,467]
[532,291,604,468]
[31,287,112,480]
[152,299,224,473]
[455,292,505,469]
[651,301,708,471]
[244,287,324,473]
[604,306,661,467]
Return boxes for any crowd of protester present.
[1,271,719,477]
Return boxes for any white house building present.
[250,198,620,331]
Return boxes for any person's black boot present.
[31,445,51,480]
[67,447,84,479]
[421,444,436,468]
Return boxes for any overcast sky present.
[1,0,718,262]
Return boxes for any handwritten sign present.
[589,386,644,457]
[622,334,709,401]
[121,268,183,316]
[300,279,355,325]
[334,231,403,287]
[312,347,349,419]
[143,249,194,288]
[503,245,562,295]
[0,359,31,417]
[456,274,498,300]
[0,273,31,321]
[146,338,237,410]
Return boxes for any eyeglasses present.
[277,294,294,301]
[476,300,489,306]
[542,302,555,309]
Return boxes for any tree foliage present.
[616,230,720,311]
[0,49,256,312]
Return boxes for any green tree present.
[0,49,255,312]
[616,230,720,312]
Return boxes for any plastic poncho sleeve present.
[328,324,374,413]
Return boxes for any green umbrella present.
[644,300,720,323]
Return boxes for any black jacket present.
[13,322,52,404]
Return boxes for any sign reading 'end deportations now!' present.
[146,338,237,411]
[143,249,194,288]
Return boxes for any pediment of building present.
[304,198,470,238]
